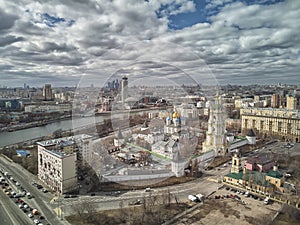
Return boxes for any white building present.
[37,134,93,193]
[202,90,228,155]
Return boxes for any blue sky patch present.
[167,0,285,30]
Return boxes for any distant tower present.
[121,76,128,103]
[202,89,227,155]
[43,84,52,101]
[230,149,242,173]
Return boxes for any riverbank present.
[0,114,72,133]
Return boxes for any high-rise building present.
[271,93,283,108]
[286,95,297,110]
[43,84,52,101]
[121,76,128,103]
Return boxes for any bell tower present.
[230,149,242,173]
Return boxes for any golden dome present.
[172,111,180,119]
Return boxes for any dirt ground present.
[175,188,282,225]
[66,202,189,225]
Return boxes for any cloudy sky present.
[1,0,299,87]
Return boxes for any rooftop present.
[37,134,92,147]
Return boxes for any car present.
[39,215,45,219]
[145,187,151,192]
[33,219,40,224]
[64,195,70,198]
[264,197,270,205]
[128,199,142,205]
[28,213,33,218]
[42,188,48,193]
[32,209,39,215]
[23,204,28,209]
[39,215,45,220]
[90,193,95,196]
[37,185,43,189]
[70,195,78,198]
[18,204,23,208]
[22,208,28,213]
[16,182,20,186]
[234,195,241,200]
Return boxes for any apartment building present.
[241,108,300,142]
[37,134,93,193]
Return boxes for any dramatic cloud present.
[0,0,299,87]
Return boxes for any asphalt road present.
[0,156,68,225]
[0,186,32,225]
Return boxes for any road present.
[1,140,296,223]
[0,156,69,225]
[0,184,33,225]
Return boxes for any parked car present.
[188,195,200,202]
[145,187,151,192]
[128,199,142,205]
[264,197,270,205]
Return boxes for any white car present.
[264,197,270,205]
[33,219,40,224]
[28,213,33,218]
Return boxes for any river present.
[0,116,104,148]
[0,108,162,148]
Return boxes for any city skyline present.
[1,0,300,87]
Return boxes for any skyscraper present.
[121,76,128,103]
[43,84,52,101]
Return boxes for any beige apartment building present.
[241,108,300,142]
[286,95,298,110]
[37,134,93,193]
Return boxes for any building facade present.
[202,91,227,155]
[43,84,52,101]
[286,95,297,110]
[37,134,92,193]
[241,108,300,142]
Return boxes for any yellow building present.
[286,95,297,110]
[241,108,300,142]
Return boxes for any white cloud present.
[0,0,299,86]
